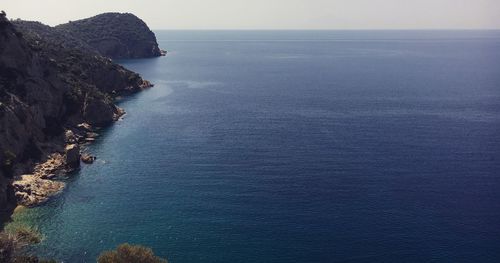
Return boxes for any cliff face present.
[0,12,153,213]
[55,13,163,59]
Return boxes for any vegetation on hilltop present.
[12,20,97,56]
[55,13,162,59]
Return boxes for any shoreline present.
[0,11,168,262]
[12,122,99,207]
[0,79,156,263]
[1,80,156,261]
[2,81,153,224]
[10,95,147,209]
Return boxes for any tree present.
[98,243,167,263]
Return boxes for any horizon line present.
[151,28,500,31]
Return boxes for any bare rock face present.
[83,95,117,126]
[13,174,65,207]
[65,144,80,169]
[33,153,65,179]
[65,130,77,144]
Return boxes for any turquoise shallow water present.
[16,30,500,262]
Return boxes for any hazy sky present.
[3,0,500,29]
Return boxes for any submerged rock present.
[77,123,93,132]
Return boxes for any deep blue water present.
[17,31,500,262]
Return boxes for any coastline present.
[10,83,152,209]
[0,10,172,262]
[0,11,166,229]
[0,84,155,260]
[2,78,163,262]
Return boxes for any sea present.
[13,30,500,262]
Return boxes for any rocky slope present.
[55,13,164,59]
[0,11,156,215]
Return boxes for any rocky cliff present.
[0,11,155,215]
[55,13,163,59]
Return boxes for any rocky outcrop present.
[54,13,163,59]
[0,11,156,212]
[81,154,96,164]
[13,174,64,207]
[33,153,66,180]
[83,95,117,127]
[64,144,80,169]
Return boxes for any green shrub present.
[98,243,167,263]
[4,222,43,246]
[0,228,52,263]
[12,226,42,245]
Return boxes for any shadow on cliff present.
[0,188,16,230]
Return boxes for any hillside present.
[55,13,163,59]
[0,12,153,215]
[12,20,98,56]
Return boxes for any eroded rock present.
[77,122,93,132]
[65,130,77,144]
[81,154,96,164]
[33,153,65,179]
[13,174,65,207]
[86,132,99,139]
[83,96,116,126]
[65,144,80,169]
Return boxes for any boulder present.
[65,130,77,144]
[65,144,80,168]
[86,132,99,138]
[77,122,93,132]
[81,154,96,164]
